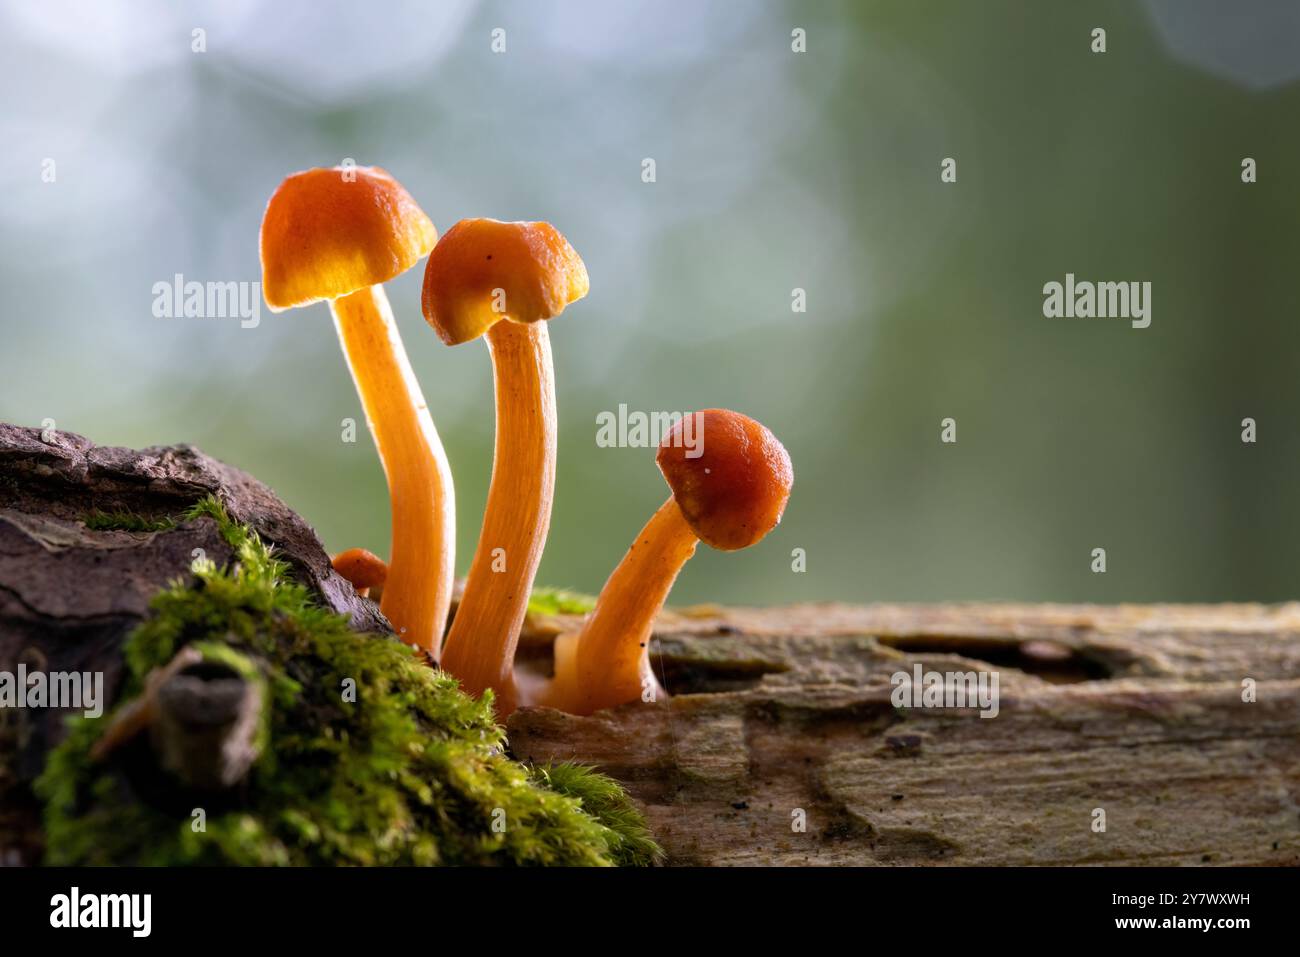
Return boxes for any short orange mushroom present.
[261,166,453,653]
[543,409,792,715]
[332,547,388,599]
[422,218,588,715]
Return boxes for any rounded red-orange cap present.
[421,218,589,345]
[331,547,388,590]
[260,166,437,311]
[656,409,793,551]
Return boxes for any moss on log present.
[0,425,654,866]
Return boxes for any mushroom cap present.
[656,409,793,551]
[331,547,388,590]
[260,166,437,311]
[421,218,589,345]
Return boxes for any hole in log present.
[173,660,241,683]
[655,654,789,695]
[874,635,1113,683]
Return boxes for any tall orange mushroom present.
[260,166,453,653]
[544,409,792,715]
[422,218,588,715]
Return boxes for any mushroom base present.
[543,497,698,715]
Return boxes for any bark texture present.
[511,603,1300,864]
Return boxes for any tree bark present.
[3,424,1297,866]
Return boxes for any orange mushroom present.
[421,219,588,715]
[261,166,453,654]
[332,547,388,599]
[543,410,792,715]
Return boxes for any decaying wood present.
[2,424,1297,866]
[511,603,1300,865]
[88,645,204,764]
[151,653,263,791]
[89,645,262,790]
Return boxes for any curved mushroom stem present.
[543,496,698,715]
[439,320,555,716]
[331,286,455,654]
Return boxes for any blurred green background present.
[3,0,1299,606]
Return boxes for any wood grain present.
[510,602,1300,865]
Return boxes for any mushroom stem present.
[438,320,555,715]
[545,496,698,715]
[330,285,454,653]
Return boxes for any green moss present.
[527,586,597,616]
[83,510,177,533]
[183,495,248,544]
[530,762,663,867]
[39,495,659,867]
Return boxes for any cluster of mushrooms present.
[259,165,794,718]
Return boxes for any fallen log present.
[511,602,1300,865]
[2,424,1296,865]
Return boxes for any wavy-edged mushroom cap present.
[421,218,589,346]
[331,547,388,591]
[260,166,437,311]
[656,409,793,551]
